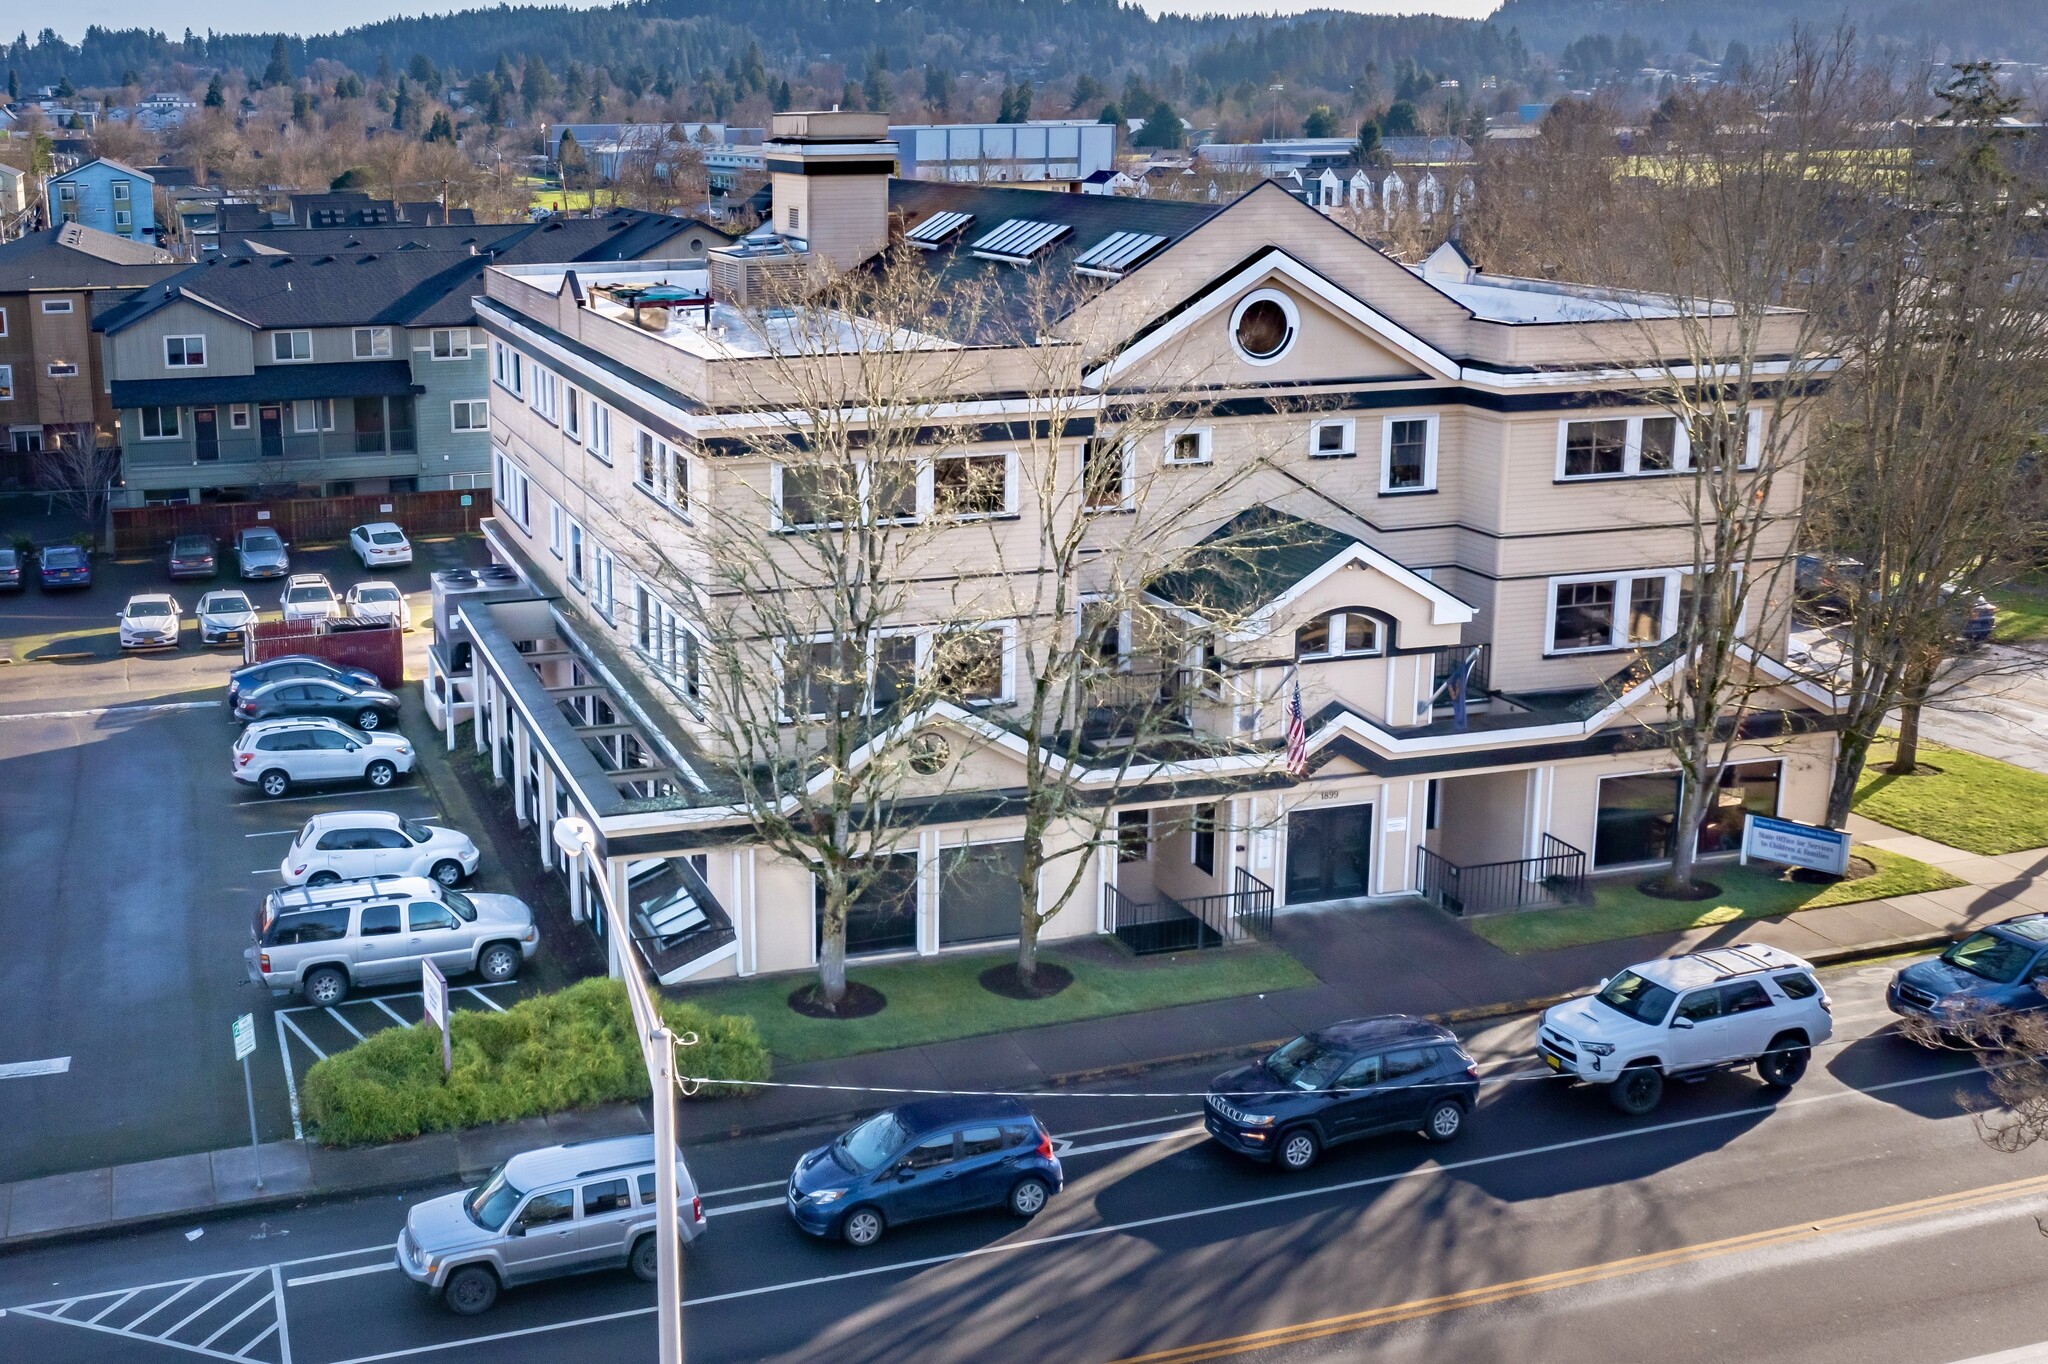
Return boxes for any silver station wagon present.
[397,1135,707,1315]
[245,875,537,1005]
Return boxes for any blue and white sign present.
[1741,814,1851,876]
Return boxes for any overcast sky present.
[38,0,1502,45]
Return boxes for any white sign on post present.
[1741,814,1852,877]
[232,1013,263,1189]
[423,959,451,1078]
[232,1012,257,1061]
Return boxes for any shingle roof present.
[216,211,726,267]
[111,360,419,409]
[1146,505,1357,618]
[95,251,492,333]
[0,225,183,292]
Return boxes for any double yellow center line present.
[1109,1171,2048,1363]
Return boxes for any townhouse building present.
[453,111,1837,987]
[46,158,156,242]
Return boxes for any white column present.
[607,854,631,981]
[512,717,529,824]
[538,762,557,870]
[919,828,941,955]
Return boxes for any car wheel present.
[1008,1177,1050,1219]
[478,943,521,983]
[1757,1036,1811,1090]
[259,769,291,798]
[629,1235,659,1282]
[840,1207,885,1248]
[441,1265,499,1316]
[307,871,341,888]
[365,760,396,788]
[303,966,348,1007]
[1276,1127,1320,1172]
[1423,1099,1465,1144]
[431,859,465,887]
[1609,1065,1665,1116]
[354,709,382,731]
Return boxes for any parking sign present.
[423,959,452,1078]
[232,1013,256,1061]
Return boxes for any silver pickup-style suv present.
[246,876,537,1005]
[1538,944,1833,1115]
[397,1135,707,1315]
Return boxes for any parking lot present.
[0,531,569,1182]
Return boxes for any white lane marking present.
[325,1008,367,1043]
[1059,1111,1199,1141]
[279,1011,328,1061]
[245,830,299,839]
[286,1263,393,1288]
[161,1268,262,1340]
[1061,1128,1203,1159]
[115,1276,203,1329]
[275,1012,304,1141]
[0,700,216,723]
[463,988,506,1013]
[371,998,411,1027]
[271,1262,294,1364]
[237,791,442,809]
[0,1056,70,1079]
[251,870,282,876]
[197,1285,271,1350]
[704,1197,784,1217]
[316,1060,1998,1364]
[700,1178,787,1198]
[85,1288,141,1324]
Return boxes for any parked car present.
[0,546,21,591]
[280,573,340,626]
[196,590,259,646]
[398,1135,705,1316]
[36,543,91,590]
[787,1097,1061,1248]
[1942,583,1998,646]
[246,874,536,1005]
[167,534,218,580]
[343,580,411,630]
[234,526,290,579]
[281,811,480,887]
[117,593,183,650]
[235,675,402,730]
[1204,1017,1479,1171]
[226,655,380,711]
[232,716,414,798]
[1538,944,1833,1115]
[351,521,414,570]
[1887,914,2048,1033]
[1796,554,1997,645]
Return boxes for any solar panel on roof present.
[1073,230,1170,277]
[970,218,1070,261]
[906,210,974,247]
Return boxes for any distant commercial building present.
[891,120,1115,185]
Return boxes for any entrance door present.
[259,405,284,458]
[193,407,218,461]
[1285,803,1373,904]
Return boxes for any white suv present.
[233,717,415,798]
[282,811,481,887]
[1538,944,1832,1115]
[280,573,340,625]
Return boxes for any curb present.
[0,1168,449,1254]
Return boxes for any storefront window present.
[939,842,1024,946]
[1698,761,1782,854]
[820,852,919,957]
[1594,772,1681,868]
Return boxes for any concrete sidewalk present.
[7,818,2042,1249]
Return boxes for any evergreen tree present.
[1098,102,1121,125]
[1722,40,1751,74]
[863,48,891,114]
[1132,98,1183,149]
[407,54,440,96]
[1380,98,1419,136]
[292,89,311,124]
[522,54,555,115]
[923,64,953,114]
[1071,73,1104,112]
[772,77,793,111]
[561,62,586,109]
[263,35,291,88]
[1353,118,1381,164]
[54,74,74,98]
[27,131,53,177]
[6,70,17,102]
[375,53,393,83]
[425,109,455,142]
[392,74,417,130]
[203,73,224,108]
[1303,103,1337,137]
[740,40,766,96]
[120,68,139,88]
[485,87,507,127]
[841,79,863,111]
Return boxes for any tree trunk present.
[1015,843,1044,987]
[1017,913,1041,985]
[1660,761,1709,896]
[1890,666,1932,775]
[1825,728,1875,828]
[816,905,847,1006]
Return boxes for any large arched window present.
[1295,611,1382,659]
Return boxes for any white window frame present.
[292,398,334,433]
[1229,287,1300,366]
[1080,435,1136,513]
[563,385,583,440]
[1545,568,1685,655]
[1163,425,1212,467]
[1296,610,1385,659]
[770,462,844,531]
[566,517,586,588]
[111,179,131,203]
[930,450,1017,520]
[1077,594,1133,668]
[429,328,472,360]
[138,405,181,440]
[164,335,206,369]
[637,430,694,517]
[590,541,616,622]
[229,404,250,430]
[1308,417,1356,459]
[46,361,78,378]
[1379,413,1439,493]
[113,209,132,231]
[632,583,702,700]
[1686,409,1765,473]
[937,621,1016,705]
[587,402,611,463]
[492,341,524,395]
[352,326,393,359]
[41,299,74,315]
[493,450,534,529]
[530,367,559,423]
[272,330,312,362]
[1555,413,1692,481]
[548,502,565,558]
[451,399,488,432]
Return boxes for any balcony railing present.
[1416,834,1589,917]
[1077,664,1193,740]
[1107,867,1275,955]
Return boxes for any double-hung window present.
[589,542,616,621]
[1309,418,1355,459]
[164,335,205,368]
[1558,414,1686,479]
[451,399,487,432]
[493,451,533,529]
[563,385,583,440]
[1688,410,1763,471]
[566,518,586,587]
[548,503,565,558]
[632,585,700,699]
[935,625,1010,704]
[586,402,611,463]
[430,328,471,360]
[1080,436,1134,512]
[1380,415,1437,493]
[530,368,558,423]
[272,331,311,362]
[293,398,334,432]
[636,430,691,514]
[491,342,525,396]
[932,453,1012,518]
[1548,570,1681,653]
[352,326,392,359]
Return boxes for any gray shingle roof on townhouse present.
[94,250,493,335]
[217,210,729,267]
[0,225,184,292]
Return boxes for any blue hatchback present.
[1888,914,2048,1030]
[786,1097,1062,1248]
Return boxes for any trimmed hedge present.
[301,977,771,1147]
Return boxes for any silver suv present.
[245,875,537,1005]
[397,1135,707,1315]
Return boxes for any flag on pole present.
[1285,678,1308,779]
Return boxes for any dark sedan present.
[0,546,20,591]
[234,676,402,730]
[168,534,219,580]
[1888,914,2048,1035]
[226,655,381,711]
[36,544,91,590]
[1205,1016,1480,1171]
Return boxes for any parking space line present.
[704,1196,783,1217]
[0,700,216,723]
[85,1288,141,1324]
[463,988,506,1013]
[371,998,411,1026]
[325,1008,367,1043]
[198,1286,271,1350]
[701,1178,786,1198]
[286,1264,394,1288]
[241,1318,282,1359]
[245,830,298,839]
[123,1276,203,1330]
[275,1013,304,1141]
[279,1012,328,1061]
[236,791,443,809]
[163,1269,262,1340]
[270,1263,294,1364]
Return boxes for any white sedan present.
[117,593,182,649]
[343,580,412,630]
[280,574,339,626]
[350,522,414,570]
[196,589,259,645]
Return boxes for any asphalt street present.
[3,963,2044,1364]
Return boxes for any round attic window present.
[1230,289,1298,365]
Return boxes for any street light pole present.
[554,816,683,1364]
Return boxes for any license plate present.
[1544,1053,1562,1072]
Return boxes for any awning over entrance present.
[111,360,422,408]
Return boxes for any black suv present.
[1206,1016,1480,1171]
[235,676,402,730]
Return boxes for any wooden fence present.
[112,489,492,555]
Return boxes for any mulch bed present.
[978,962,1076,1000]
[787,981,888,1019]
[1636,876,1724,901]
[1789,856,1875,886]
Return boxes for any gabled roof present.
[50,156,154,183]
[95,250,494,334]
[0,225,182,292]
[216,211,727,267]
[1146,506,1358,618]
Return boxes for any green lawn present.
[676,943,1315,1064]
[1466,847,1962,955]
[1854,739,2048,855]
[1989,580,2048,643]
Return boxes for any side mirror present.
[1596,977,1610,991]
[894,1165,916,1181]
[1671,1016,1695,1030]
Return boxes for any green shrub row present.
[300,977,771,1147]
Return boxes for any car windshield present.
[371,531,406,545]
[404,820,434,843]
[0,549,15,567]
[43,546,84,566]
[243,532,282,551]
[1264,1034,1350,1090]
[834,1111,910,1172]
[202,594,250,613]
[1594,970,1678,1025]
[285,586,332,603]
[464,1166,524,1231]
[129,601,172,618]
[357,588,401,603]
[335,723,369,744]
[444,889,477,922]
[1942,932,2035,985]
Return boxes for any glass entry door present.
[1285,803,1374,905]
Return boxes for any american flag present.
[1285,678,1308,779]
